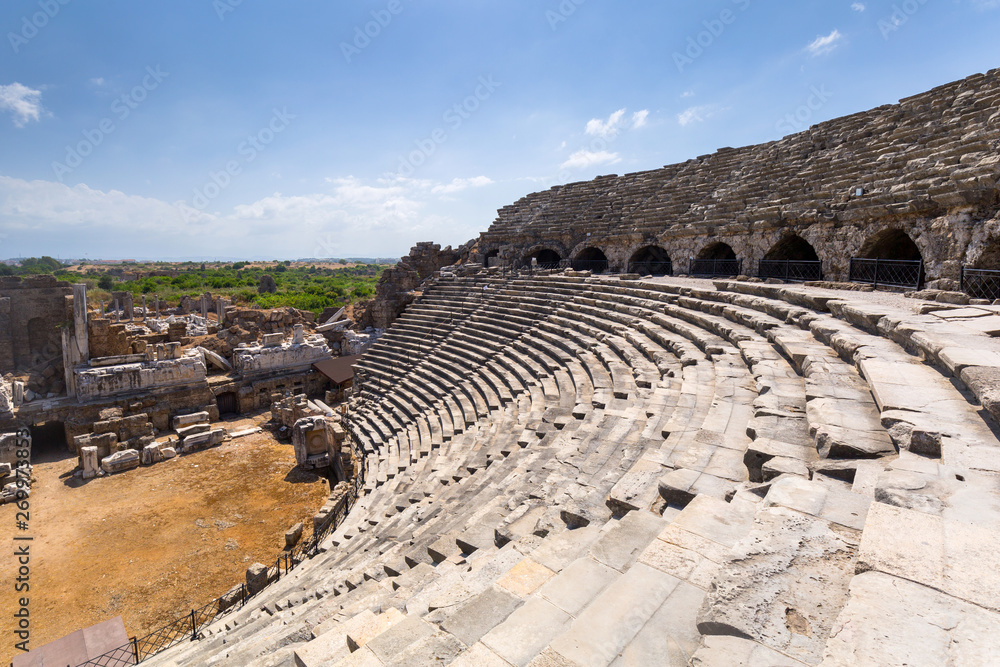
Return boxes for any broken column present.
[81,446,99,479]
[292,324,305,345]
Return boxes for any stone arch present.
[628,246,673,276]
[764,234,820,262]
[859,228,923,262]
[697,242,738,261]
[523,247,562,267]
[572,247,609,273]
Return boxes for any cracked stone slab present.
[822,571,1000,667]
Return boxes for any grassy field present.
[6,257,387,317]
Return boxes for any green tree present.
[98,274,115,290]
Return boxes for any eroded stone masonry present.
[479,68,1000,287]
[15,68,1000,666]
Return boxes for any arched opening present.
[850,229,924,289]
[629,246,672,276]
[691,242,741,277]
[860,229,922,261]
[572,247,609,273]
[525,249,562,268]
[764,235,820,262]
[760,235,822,282]
[697,242,737,261]
[29,421,71,462]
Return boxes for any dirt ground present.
[0,413,330,664]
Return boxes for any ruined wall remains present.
[75,351,208,402]
[358,241,472,329]
[232,331,332,377]
[479,68,1000,284]
[0,275,73,379]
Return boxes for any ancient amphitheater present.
[18,69,1000,665]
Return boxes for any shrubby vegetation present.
[1,257,384,316]
[87,263,384,315]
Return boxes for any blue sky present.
[0,0,997,261]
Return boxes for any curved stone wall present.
[479,68,1000,284]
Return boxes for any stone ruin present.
[129,69,1000,667]
[479,68,1000,289]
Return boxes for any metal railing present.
[848,258,924,290]
[757,259,822,283]
[77,442,366,667]
[569,259,610,273]
[688,258,742,278]
[627,260,673,276]
[961,267,1000,302]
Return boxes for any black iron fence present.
[757,259,822,283]
[627,260,673,276]
[961,267,1000,302]
[848,258,924,290]
[689,258,742,278]
[570,259,610,273]
[77,443,367,667]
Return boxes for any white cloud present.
[560,150,621,170]
[677,104,725,127]
[971,0,1000,8]
[585,109,627,138]
[631,110,650,129]
[90,77,107,87]
[0,174,486,259]
[807,29,843,57]
[851,3,866,11]
[0,83,44,128]
[431,176,494,195]
[681,90,695,99]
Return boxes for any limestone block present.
[176,423,211,439]
[161,446,177,459]
[81,446,100,479]
[246,562,270,596]
[182,428,226,453]
[233,337,333,376]
[75,353,207,401]
[100,449,140,474]
[285,522,303,549]
[696,506,859,665]
[141,443,162,466]
[858,502,1000,612]
[822,571,1000,666]
[172,411,210,430]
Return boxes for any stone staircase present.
[143,273,1000,667]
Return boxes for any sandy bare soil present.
[0,414,330,664]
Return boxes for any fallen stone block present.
[100,449,140,474]
[141,443,163,466]
[182,428,227,453]
[172,411,210,430]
